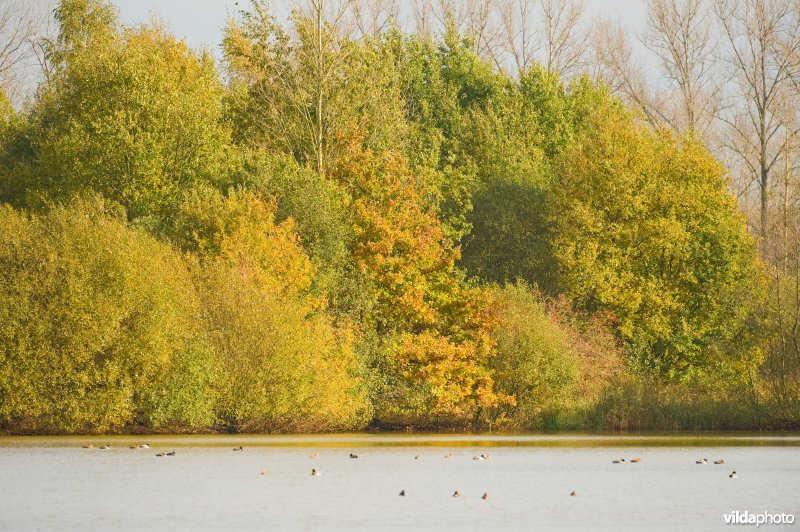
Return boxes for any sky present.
[111,0,648,58]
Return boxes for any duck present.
[570,491,578,497]
[729,471,737,479]
[481,493,489,500]
[309,453,318,459]
[349,453,358,459]
[452,490,461,498]
[444,452,453,459]
[155,453,165,457]
[696,458,708,465]
[260,469,268,476]
[630,458,641,463]
[99,445,110,450]
[311,468,322,476]
[482,454,492,460]
[82,444,94,449]
[166,451,176,456]
[233,446,243,451]
[399,490,406,497]
[714,459,725,465]
[612,459,626,464]
[473,455,485,461]
[414,455,421,460]
[138,444,150,449]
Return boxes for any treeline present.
[0,0,796,434]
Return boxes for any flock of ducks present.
[694,457,737,478]
[80,444,741,493]
[612,456,737,478]
[82,443,176,455]
[317,450,529,500]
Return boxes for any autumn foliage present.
[0,0,790,433]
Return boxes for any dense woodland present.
[0,0,798,433]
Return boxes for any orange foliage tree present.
[331,133,510,424]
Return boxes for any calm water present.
[0,434,798,531]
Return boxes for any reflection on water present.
[1,434,798,530]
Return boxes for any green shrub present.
[489,283,581,428]
[0,197,214,432]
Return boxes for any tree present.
[552,87,765,378]
[172,185,369,431]
[594,0,720,137]
[591,17,668,128]
[715,0,800,239]
[331,137,507,424]
[0,0,50,105]
[499,0,587,77]
[14,3,229,223]
[458,73,554,288]
[224,0,405,175]
[398,23,506,243]
[642,0,720,136]
[0,196,215,432]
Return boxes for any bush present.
[0,197,214,433]
[489,283,581,428]
[172,186,369,431]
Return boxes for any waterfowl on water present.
[233,446,243,451]
[473,455,485,461]
[570,491,578,497]
[482,454,492,460]
[414,455,421,460]
[714,459,725,465]
[729,471,737,479]
[99,445,110,450]
[696,458,708,464]
[138,444,150,449]
[452,491,461,498]
[166,451,176,456]
[630,458,641,463]
[399,490,406,497]
[260,470,268,476]
[444,452,453,459]
[612,459,626,464]
[156,453,165,457]
[82,444,94,449]
[349,453,358,459]
[482,493,489,500]
[311,469,322,476]
[309,453,318,459]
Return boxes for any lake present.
[0,433,798,530]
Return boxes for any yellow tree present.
[16,0,229,222]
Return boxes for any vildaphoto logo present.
[723,511,796,527]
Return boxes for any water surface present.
[1,434,798,530]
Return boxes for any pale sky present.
[111,0,648,58]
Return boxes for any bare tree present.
[498,0,538,73]
[0,0,51,105]
[498,0,586,77]
[715,0,800,239]
[592,17,668,127]
[410,0,435,37]
[642,0,720,136]
[464,0,503,63]
[349,0,400,38]
[425,0,503,64]
[539,0,587,76]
